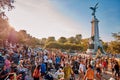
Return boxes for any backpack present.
[33,69,40,78]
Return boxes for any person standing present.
[43,54,48,71]
[0,65,9,80]
[83,64,94,80]
[78,60,86,80]
[40,60,47,78]
[63,62,73,80]
[33,65,41,80]
[114,61,119,80]
[96,63,102,80]
[55,68,64,80]
[55,55,61,70]
[5,57,11,72]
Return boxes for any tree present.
[0,18,13,40]
[112,32,120,41]
[63,43,72,50]
[106,32,120,54]
[107,41,120,54]
[81,39,89,51]
[40,38,47,47]
[67,37,76,44]
[17,30,27,43]
[26,37,41,47]
[102,42,109,52]
[0,0,15,20]
[45,42,61,49]
[46,36,56,43]
[58,37,67,43]
[7,29,18,43]
[75,34,82,44]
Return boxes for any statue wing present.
[94,2,99,8]
[90,7,94,10]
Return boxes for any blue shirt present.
[41,63,46,73]
[56,57,61,64]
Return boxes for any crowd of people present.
[0,40,120,80]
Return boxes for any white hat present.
[59,68,62,70]
[59,68,63,72]
[109,77,115,80]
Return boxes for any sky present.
[6,0,120,42]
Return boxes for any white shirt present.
[79,63,86,73]
[43,55,48,63]
[48,59,53,63]
[55,70,64,80]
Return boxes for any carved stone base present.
[86,49,95,54]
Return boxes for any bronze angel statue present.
[90,3,99,17]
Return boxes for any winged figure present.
[90,3,99,17]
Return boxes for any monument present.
[86,3,106,55]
